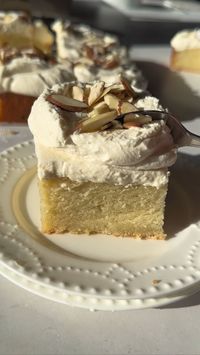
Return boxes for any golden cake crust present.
[170,48,200,73]
[0,92,36,123]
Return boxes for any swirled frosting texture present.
[0,57,74,96]
[28,83,177,187]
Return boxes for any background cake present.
[0,12,75,123]
[28,79,177,239]
[52,20,146,91]
[170,29,200,73]
[0,11,53,54]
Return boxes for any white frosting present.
[171,29,200,51]
[74,63,146,92]
[28,83,177,187]
[0,57,74,96]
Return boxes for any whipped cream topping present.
[0,57,74,96]
[171,29,200,51]
[73,63,146,93]
[28,82,177,187]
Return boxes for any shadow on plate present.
[135,60,200,122]
[164,152,200,238]
[161,289,200,309]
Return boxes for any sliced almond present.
[63,85,72,97]
[83,85,91,104]
[123,121,141,129]
[93,101,110,114]
[78,110,117,133]
[72,86,84,102]
[99,83,124,100]
[47,94,88,112]
[124,113,152,124]
[88,81,105,106]
[104,94,120,111]
[120,76,137,98]
[120,102,137,114]
[102,55,119,69]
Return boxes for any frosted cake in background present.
[52,20,146,91]
[28,78,177,239]
[0,12,75,123]
[170,29,200,73]
[0,11,53,54]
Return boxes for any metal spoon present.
[118,110,200,147]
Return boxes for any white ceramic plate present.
[0,140,200,310]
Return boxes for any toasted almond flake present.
[104,94,120,111]
[63,85,72,97]
[123,121,141,128]
[120,76,137,98]
[47,94,88,112]
[99,83,124,100]
[78,110,117,133]
[120,102,137,114]
[102,55,119,69]
[93,101,110,114]
[88,81,105,106]
[124,113,152,124]
[152,279,161,285]
[83,85,91,104]
[72,86,84,102]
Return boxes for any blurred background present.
[0,0,200,45]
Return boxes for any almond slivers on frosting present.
[46,79,152,133]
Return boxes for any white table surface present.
[0,46,200,355]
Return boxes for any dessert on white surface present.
[170,29,200,73]
[28,79,177,239]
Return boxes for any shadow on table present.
[135,60,200,122]
[164,153,200,238]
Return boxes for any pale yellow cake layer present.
[39,177,167,240]
[171,48,200,73]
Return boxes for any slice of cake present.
[52,20,146,91]
[170,29,200,73]
[28,79,177,239]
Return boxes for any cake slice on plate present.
[28,79,177,239]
